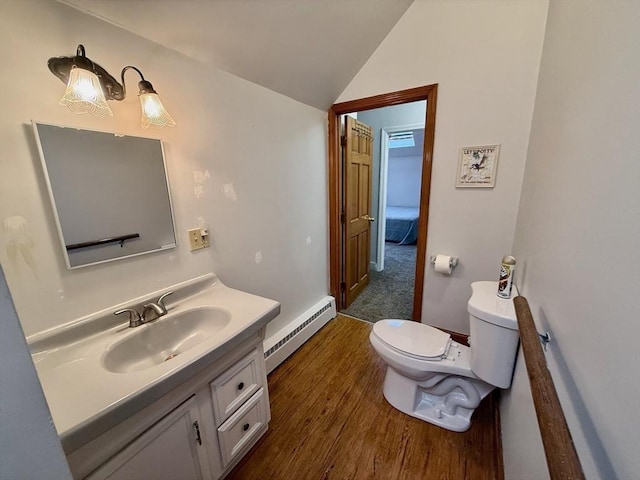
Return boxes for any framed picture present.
[456,144,500,188]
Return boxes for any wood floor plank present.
[227,315,500,480]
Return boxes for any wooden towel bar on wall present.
[513,296,586,480]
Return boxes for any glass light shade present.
[59,67,113,117]
[139,93,176,128]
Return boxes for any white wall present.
[338,0,549,333]
[0,0,329,340]
[386,155,422,207]
[387,129,424,210]
[0,266,72,480]
[502,1,640,479]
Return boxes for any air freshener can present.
[497,256,516,298]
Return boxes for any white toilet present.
[369,281,519,432]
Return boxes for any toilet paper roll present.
[434,254,453,274]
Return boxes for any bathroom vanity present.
[28,274,280,479]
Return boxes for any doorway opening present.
[343,117,425,322]
[328,85,438,322]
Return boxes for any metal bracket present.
[538,331,551,351]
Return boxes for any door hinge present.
[340,211,346,224]
[340,281,346,292]
[340,135,346,147]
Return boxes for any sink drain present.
[165,354,178,362]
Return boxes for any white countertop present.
[28,274,280,452]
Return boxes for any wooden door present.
[344,116,374,307]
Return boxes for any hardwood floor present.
[227,315,501,480]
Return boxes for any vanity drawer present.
[217,388,269,467]
[210,348,264,425]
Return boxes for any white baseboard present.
[263,296,336,374]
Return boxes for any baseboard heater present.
[263,296,336,374]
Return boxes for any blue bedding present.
[385,206,419,244]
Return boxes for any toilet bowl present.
[369,281,519,432]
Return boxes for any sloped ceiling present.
[59,0,414,110]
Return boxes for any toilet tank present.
[468,281,520,389]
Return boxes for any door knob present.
[361,215,375,222]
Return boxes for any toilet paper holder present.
[430,255,459,269]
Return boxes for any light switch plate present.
[188,228,204,251]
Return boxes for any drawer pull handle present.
[193,421,202,446]
[237,382,245,391]
[243,423,250,432]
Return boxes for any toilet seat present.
[372,320,452,361]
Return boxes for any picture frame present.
[456,144,500,188]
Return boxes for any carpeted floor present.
[342,242,416,323]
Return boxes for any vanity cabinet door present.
[86,396,211,480]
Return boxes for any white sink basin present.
[28,273,281,451]
[102,306,231,373]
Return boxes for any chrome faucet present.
[142,291,173,322]
[114,291,173,328]
[114,308,144,328]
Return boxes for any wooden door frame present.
[328,84,438,321]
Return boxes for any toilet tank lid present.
[372,320,451,359]
[468,281,519,330]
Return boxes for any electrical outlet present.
[188,228,204,251]
[202,233,210,248]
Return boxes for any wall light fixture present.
[48,44,176,128]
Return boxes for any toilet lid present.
[372,319,451,359]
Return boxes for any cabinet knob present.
[243,423,250,432]
[237,382,245,391]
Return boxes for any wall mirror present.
[32,121,177,269]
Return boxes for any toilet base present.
[382,366,494,432]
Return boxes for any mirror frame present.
[32,120,178,269]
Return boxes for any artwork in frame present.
[456,144,501,188]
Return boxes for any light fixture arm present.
[71,45,93,71]
[120,66,158,98]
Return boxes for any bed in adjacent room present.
[384,206,419,245]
